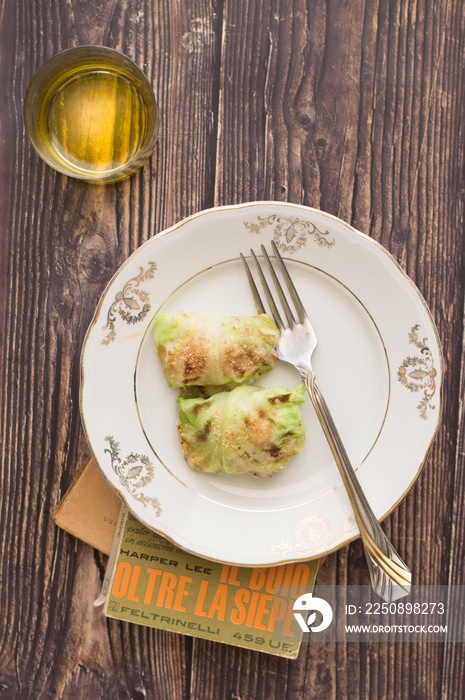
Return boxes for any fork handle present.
[301,368,412,601]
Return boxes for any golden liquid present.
[43,68,151,176]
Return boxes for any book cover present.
[99,507,320,658]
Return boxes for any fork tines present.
[240,240,307,330]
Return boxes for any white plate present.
[80,202,443,566]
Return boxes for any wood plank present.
[441,321,465,697]
[0,0,219,697]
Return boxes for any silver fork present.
[241,241,411,602]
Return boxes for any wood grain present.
[0,0,464,698]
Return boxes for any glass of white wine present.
[24,46,159,183]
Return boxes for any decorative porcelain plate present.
[80,202,443,566]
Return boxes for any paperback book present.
[98,506,320,658]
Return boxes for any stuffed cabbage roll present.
[177,383,306,476]
[153,311,279,387]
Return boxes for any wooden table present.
[1,1,463,697]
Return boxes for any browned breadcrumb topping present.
[166,336,209,383]
[232,406,275,446]
[226,343,274,379]
[161,315,278,387]
[184,354,207,376]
